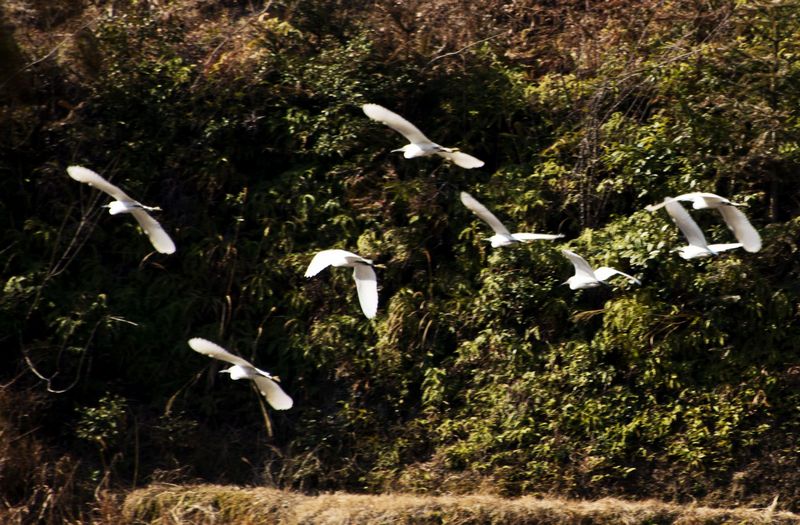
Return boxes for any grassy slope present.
[122,484,799,525]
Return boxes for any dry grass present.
[122,484,800,525]
[0,386,87,524]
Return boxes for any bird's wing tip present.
[187,337,210,351]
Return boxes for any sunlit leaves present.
[2,0,800,504]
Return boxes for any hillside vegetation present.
[1,0,799,522]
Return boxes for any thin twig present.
[426,31,505,66]
[0,15,102,91]
[189,1,273,91]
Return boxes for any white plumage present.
[188,338,293,410]
[305,249,378,319]
[646,192,760,252]
[660,199,742,259]
[362,104,484,169]
[562,249,640,289]
[67,165,176,254]
[460,191,563,247]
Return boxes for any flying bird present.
[362,103,484,169]
[67,165,176,254]
[659,199,742,259]
[460,191,563,248]
[645,192,742,211]
[304,249,378,319]
[188,338,293,410]
[561,249,640,290]
[645,192,760,252]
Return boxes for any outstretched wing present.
[644,196,675,212]
[664,200,708,248]
[67,165,133,202]
[305,249,370,277]
[352,263,378,319]
[561,249,596,279]
[460,191,511,236]
[707,243,743,254]
[362,104,431,145]
[646,192,736,211]
[130,209,176,254]
[305,250,346,277]
[188,338,253,368]
[716,206,761,253]
[511,233,564,242]
[437,151,484,169]
[678,192,735,208]
[252,376,294,410]
[594,266,640,285]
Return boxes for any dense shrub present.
[1,1,799,519]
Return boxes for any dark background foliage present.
[1,0,799,520]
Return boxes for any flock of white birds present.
[66,103,762,411]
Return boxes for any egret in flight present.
[305,249,378,319]
[658,199,742,259]
[460,191,563,247]
[188,338,293,410]
[562,249,640,289]
[645,192,760,252]
[67,165,175,254]
[362,103,484,169]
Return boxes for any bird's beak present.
[391,147,404,153]
[272,375,281,383]
[373,263,387,269]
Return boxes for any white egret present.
[304,249,378,319]
[460,191,563,248]
[660,199,742,259]
[645,192,760,252]
[645,192,742,211]
[561,249,640,289]
[187,338,293,410]
[67,165,176,254]
[362,103,484,169]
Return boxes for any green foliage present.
[76,394,126,447]
[1,0,800,514]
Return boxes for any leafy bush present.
[1,0,799,519]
